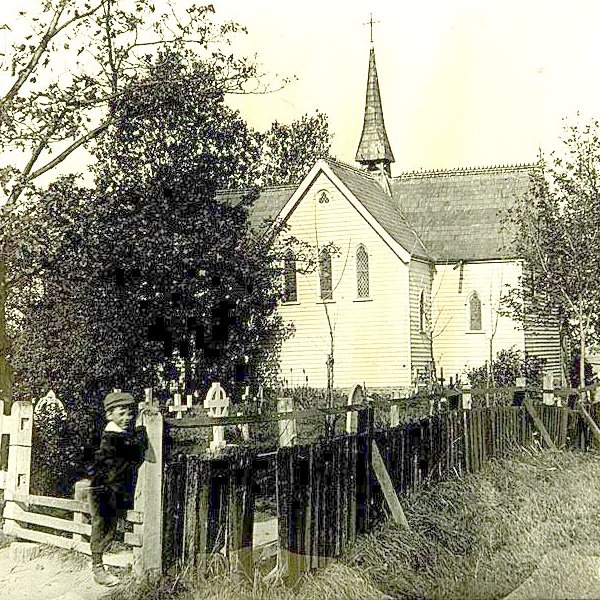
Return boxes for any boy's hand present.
[135,404,160,426]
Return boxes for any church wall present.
[431,260,525,381]
[277,172,412,390]
[409,259,434,377]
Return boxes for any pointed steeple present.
[355,43,395,177]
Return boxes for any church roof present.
[216,185,296,232]
[215,161,535,265]
[355,46,395,167]
[390,164,535,263]
[325,159,429,260]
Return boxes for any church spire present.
[355,36,395,177]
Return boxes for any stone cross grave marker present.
[204,382,230,452]
[168,392,193,420]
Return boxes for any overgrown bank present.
[109,447,600,600]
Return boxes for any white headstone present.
[204,383,230,452]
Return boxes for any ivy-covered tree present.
[258,111,332,186]
[502,120,600,397]
[10,50,289,402]
[0,0,271,405]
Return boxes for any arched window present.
[468,292,482,331]
[283,250,297,302]
[419,290,425,333]
[356,245,369,298]
[319,248,332,300]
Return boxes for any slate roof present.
[215,185,296,232]
[216,161,535,265]
[325,159,429,260]
[390,164,536,263]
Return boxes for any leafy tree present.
[258,111,331,186]
[11,50,288,402]
[0,1,270,405]
[502,120,600,398]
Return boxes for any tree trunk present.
[579,311,586,404]
[0,258,13,413]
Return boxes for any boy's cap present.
[104,392,135,412]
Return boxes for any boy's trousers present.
[89,490,122,556]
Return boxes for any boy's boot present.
[92,564,119,586]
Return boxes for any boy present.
[89,391,149,586]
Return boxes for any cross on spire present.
[364,13,380,44]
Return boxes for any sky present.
[3,0,600,177]
[211,0,600,174]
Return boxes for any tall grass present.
[107,447,600,600]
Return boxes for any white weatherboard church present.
[239,43,562,391]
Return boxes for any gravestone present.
[204,383,230,452]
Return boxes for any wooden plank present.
[523,397,557,449]
[183,456,200,569]
[8,502,90,535]
[123,531,143,547]
[310,443,321,570]
[276,447,291,577]
[579,404,600,447]
[4,522,134,566]
[347,435,357,547]
[339,437,348,555]
[371,441,409,529]
[463,411,470,473]
[196,460,211,573]
[228,451,254,580]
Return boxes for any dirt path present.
[0,544,118,600]
[0,518,279,600]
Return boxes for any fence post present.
[543,373,555,406]
[3,401,33,536]
[73,479,90,543]
[390,392,401,428]
[278,398,297,447]
[133,408,164,579]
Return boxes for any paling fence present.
[162,396,590,582]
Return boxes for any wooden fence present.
[163,395,590,582]
[0,400,164,577]
[0,381,595,582]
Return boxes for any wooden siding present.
[524,321,563,380]
[277,172,412,389]
[409,259,433,376]
[431,261,525,381]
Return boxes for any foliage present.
[466,347,546,388]
[4,4,332,402]
[501,119,600,389]
[10,54,289,401]
[258,111,332,186]
[0,0,275,403]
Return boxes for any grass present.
[107,447,600,600]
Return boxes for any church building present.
[242,43,562,391]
